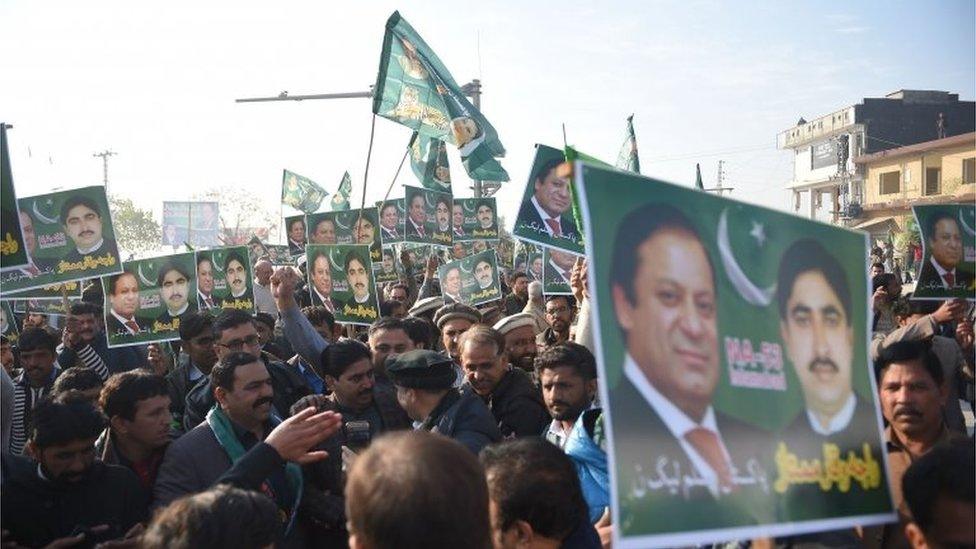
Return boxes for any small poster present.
[307,208,382,264]
[306,244,380,325]
[437,250,501,306]
[512,145,584,255]
[285,214,307,257]
[376,198,407,246]
[195,247,255,315]
[911,204,975,301]
[452,197,498,242]
[404,185,452,247]
[542,248,574,295]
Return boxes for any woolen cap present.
[386,349,457,390]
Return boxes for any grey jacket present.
[152,421,230,510]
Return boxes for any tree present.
[109,196,160,258]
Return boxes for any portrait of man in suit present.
[406,192,428,240]
[106,271,146,337]
[311,217,338,245]
[916,211,974,293]
[60,195,119,264]
[379,202,402,242]
[309,251,335,312]
[453,203,466,238]
[515,157,580,243]
[545,249,575,287]
[287,218,306,255]
[155,261,194,327]
[196,256,217,310]
[608,202,769,532]
[341,250,373,308]
[476,200,496,231]
[442,266,462,304]
[222,251,251,301]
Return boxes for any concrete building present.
[778,90,974,224]
[851,131,975,240]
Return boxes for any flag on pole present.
[695,163,705,190]
[281,169,328,214]
[372,11,509,182]
[409,132,452,193]
[330,171,353,211]
[614,114,640,174]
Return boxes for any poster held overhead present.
[911,204,975,301]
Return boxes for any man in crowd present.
[388,349,501,454]
[197,255,218,310]
[433,303,481,362]
[389,282,410,304]
[2,394,147,548]
[167,312,218,431]
[902,440,974,549]
[537,342,598,449]
[308,249,335,312]
[50,366,103,405]
[345,431,491,549]
[59,301,147,379]
[60,195,119,264]
[516,157,579,242]
[254,312,288,362]
[181,309,310,431]
[253,259,278,314]
[96,371,172,493]
[916,211,974,292]
[155,261,195,327]
[481,439,601,548]
[287,217,306,255]
[8,328,62,455]
[106,270,147,337]
[493,313,539,373]
[503,271,529,316]
[458,325,549,438]
[523,280,549,333]
[537,295,574,352]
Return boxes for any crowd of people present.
[0,243,972,549]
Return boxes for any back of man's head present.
[302,306,336,331]
[51,367,103,396]
[903,439,974,547]
[527,280,543,300]
[214,309,255,337]
[68,301,100,318]
[142,485,279,549]
[30,393,105,450]
[401,316,434,349]
[480,438,587,544]
[18,328,58,354]
[346,431,490,549]
[179,312,215,342]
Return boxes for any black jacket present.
[423,388,502,454]
[1,454,147,548]
[165,354,207,434]
[182,354,311,432]
[486,368,549,438]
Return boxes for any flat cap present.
[493,312,538,335]
[386,349,457,390]
[433,302,482,329]
[408,296,444,317]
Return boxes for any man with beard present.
[59,195,119,265]
[537,296,574,352]
[406,192,429,240]
[106,271,147,338]
[311,217,338,245]
[155,261,195,329]
[167,312,218,433]
[441,266,463,304]
[458,325,549,438]
[308,251,335,313]
[503,272,530,316]
[95,371,172,495]
[379,202,401,242]
[59,301,147,380]
[7,328,62,456]
[221,251,253,308]
[1,394,147,548]
[536,342,597,449]
[196,256,218,310]
[493,313,540,373]
[287,217,306,255]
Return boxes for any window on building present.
[879,172,900,195]
[925,168,941,196]
[964,157,976,184]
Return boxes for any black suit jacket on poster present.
[609,376,775,537]
[774,396,892,522]
[515,199,580,243]
[405,218,429,240]
[61,238,119,265]
[916,260,975,295]
[106,313,149,339]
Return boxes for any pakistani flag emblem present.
[716,207,777,307]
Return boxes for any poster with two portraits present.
[576,163,894,547]
[101,246,255,348]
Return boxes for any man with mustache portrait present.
[155,261,196,328]
[221,251,253,307]
[59,195,119,264]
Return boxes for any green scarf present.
[206,405,304,534]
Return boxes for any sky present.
[2,0,973,242]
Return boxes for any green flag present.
[409,132,452,193]
[330,171,353,211]
[372,11,509,182]
[281,169,328,214]
[614,114,640,174]
[695,163,705,190]
[1,124,29,271]
[564,146,614,249]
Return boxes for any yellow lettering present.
[773,441,882,494]
[0,232,20,256]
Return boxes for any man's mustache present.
[79,230,95,237]
[808,358,838,373]
[893,405,922,419]
[168,293,184,301]
[253,396,273,409]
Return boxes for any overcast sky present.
[2,0,973,239]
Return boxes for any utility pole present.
[707,159,734,196]
[235,79,497,198]
[93,150,117,192]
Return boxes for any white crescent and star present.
[717,208,776,307]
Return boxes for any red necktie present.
[944,272,955,288]
[684,427,735,491]
[125,319,140,333]
[545,218,562,237]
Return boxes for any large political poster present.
[0,124,29,272]
[161,201,221,247]
[305,244,379,326]
[513,144,584,256]
[437,249,501,306]
[307,208,382,264]
[576,163,894,547]
[0,186,123,294]
[376,198,406,246]
[911,204,975,301]
[452,197,498,242]
[195,247,255,315]
[404,185,452,247]
[102,252,199,348]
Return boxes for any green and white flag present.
[330,171,353,211]
[373,11,509,182]
[281,169,328,214]
[0,124,29,271]
[696,163,705,190]
[409,132,452,193]
[614,114,640,174]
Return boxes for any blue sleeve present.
[280,303,328,367]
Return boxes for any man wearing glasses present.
[179,309,311,432]
[536,295,574,353]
